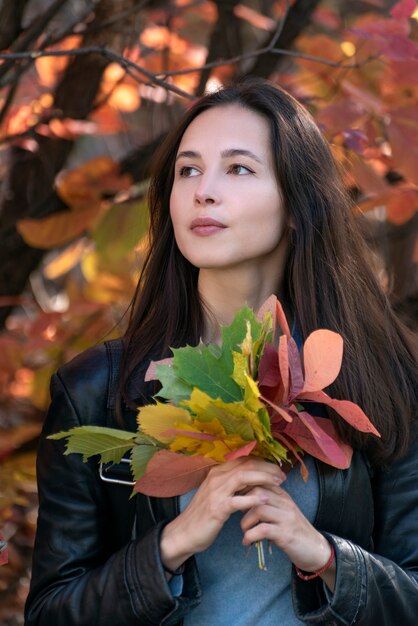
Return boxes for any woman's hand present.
[160,458,285,573]
[240,484,336,590]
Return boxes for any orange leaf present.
[299,390,380,437]
[16,206,103,249]
[108,85,141,112]
[276,299,291,338]
[302,330,343,393]
[386,188,418,225]
[133,449,218,497]
[35,36,82,87]
[56,157,132,211]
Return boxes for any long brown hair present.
[120,79,417,466]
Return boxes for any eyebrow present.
[175,148,263,164]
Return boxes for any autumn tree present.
[0,0,417,621]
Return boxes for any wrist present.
[295,540,335,582]
[160,521,193,573]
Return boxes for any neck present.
[198,255,289,344]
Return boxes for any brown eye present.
[228,164,253,175]
[179,165,200,177]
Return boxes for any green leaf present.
[220,307,263,371]
[155,308,267,405]
[130,444,159,480]
[155,362,193,403]
[93,196,149,262]
[48,426,136,463]
[171,343,242,402]
[180,389,255,440]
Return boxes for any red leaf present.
[0,538,8,566]
[224,440,257,460]
[258,343,280,388]
[387,108,418,184]
[317,99,365,136]
[261,396,293,423]
[302,330,343,393]
[273,430,309,481]
[299,390,381,437]
[390,0,416,20]
[256,294,277,328]
[288,338,304,398]
[278,335,289,402]
[283,412,353,469]
[342,128,369,153]
[134,449,218,497]
[145,357,173,382]
[160,429,220,440]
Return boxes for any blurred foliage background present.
[0,0,417,623]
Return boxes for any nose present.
[193,174,220,206]
[194,191,217,205]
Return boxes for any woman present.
[25,80,418,625]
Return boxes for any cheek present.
[169,189,181,231]
[243,191,286,239]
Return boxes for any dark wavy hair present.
[120,79,417,466]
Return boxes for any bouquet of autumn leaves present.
[49,296,380,497]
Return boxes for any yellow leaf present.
[240,320,253,357]
[168,417,249,463]
[243,374,263,413]
[138,403,192,443]
[181,388,211,415]
[232,351,249,387]
[43,239,88,279]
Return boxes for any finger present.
[242,522,278,546]
[228,492,271,514]
[214,458,286,481]
[241,502,281,533]
[227,468,285,494]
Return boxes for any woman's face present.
[170,104,288,271]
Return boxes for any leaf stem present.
[256,540,267,571]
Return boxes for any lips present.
[190,217,226,229]
[190,216,227,237]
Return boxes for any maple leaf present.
[48,426,137,464]
[137,402,192,443]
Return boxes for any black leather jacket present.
[25,340,418,625]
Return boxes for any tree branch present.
[0,0,29,50]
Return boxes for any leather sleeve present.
[24,368,201,626]
[292,431,418,625]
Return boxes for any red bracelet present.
[295,543,335,581]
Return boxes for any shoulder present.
[49,340,123,427]
[56,340,116,392]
